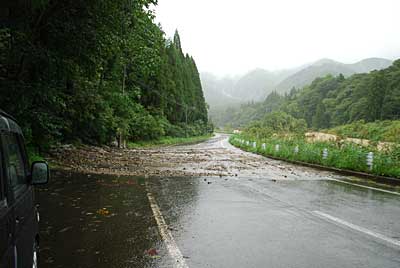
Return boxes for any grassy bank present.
[230,135,400,179]
[128,134,213,149]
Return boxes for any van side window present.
[3,134,27,193]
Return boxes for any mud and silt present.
[50,134,337,180]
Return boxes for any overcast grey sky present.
[155,0,400,76]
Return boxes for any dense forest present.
[216,59,400,132]
[0,0,210,151]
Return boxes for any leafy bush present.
[244,111,307,139]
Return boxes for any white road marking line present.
[329,178,400,196]
[313,210,400,247]
[146,191,189,268]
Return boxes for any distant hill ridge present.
[276,57,393,93]
[201,57,393,109]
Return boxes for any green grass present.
[230,135,400,179]
[128,134,213,149]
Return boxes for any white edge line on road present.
[146,189,189,268]
[313,210,400,247]
[329,178,400,196]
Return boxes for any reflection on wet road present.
[37,135,400,267]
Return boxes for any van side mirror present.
[31,161,49,185]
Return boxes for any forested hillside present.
[282,60,400,129]
[213,92,284,128]
[203,58,391,123]
[216,59,400,130]
[0,0,210,151]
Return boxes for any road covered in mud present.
[50,134,341,179]
[37,134,400,267]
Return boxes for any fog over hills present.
[275,58,393,93]
[230,69,276,102]
[200,73,241,109]
[202,57,393,110]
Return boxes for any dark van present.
[0,110,49,268]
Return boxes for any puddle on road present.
[36,169,174,268]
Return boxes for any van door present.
[2,133,36,268]
[0,135,16,267]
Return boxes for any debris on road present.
[50,134,341,181]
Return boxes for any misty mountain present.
[275,58,393,92]
[202,69,289,106]
[351,58,394,73]
[201,57,393,112]
[212,58,400,129]
[229,69,277,101]
[200,73,241,109]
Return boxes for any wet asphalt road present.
[36,135,400,267]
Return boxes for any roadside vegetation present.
[230,112,400,178]
[128,134,213,148]
[1,1,212,154]
[231,136,400,179]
